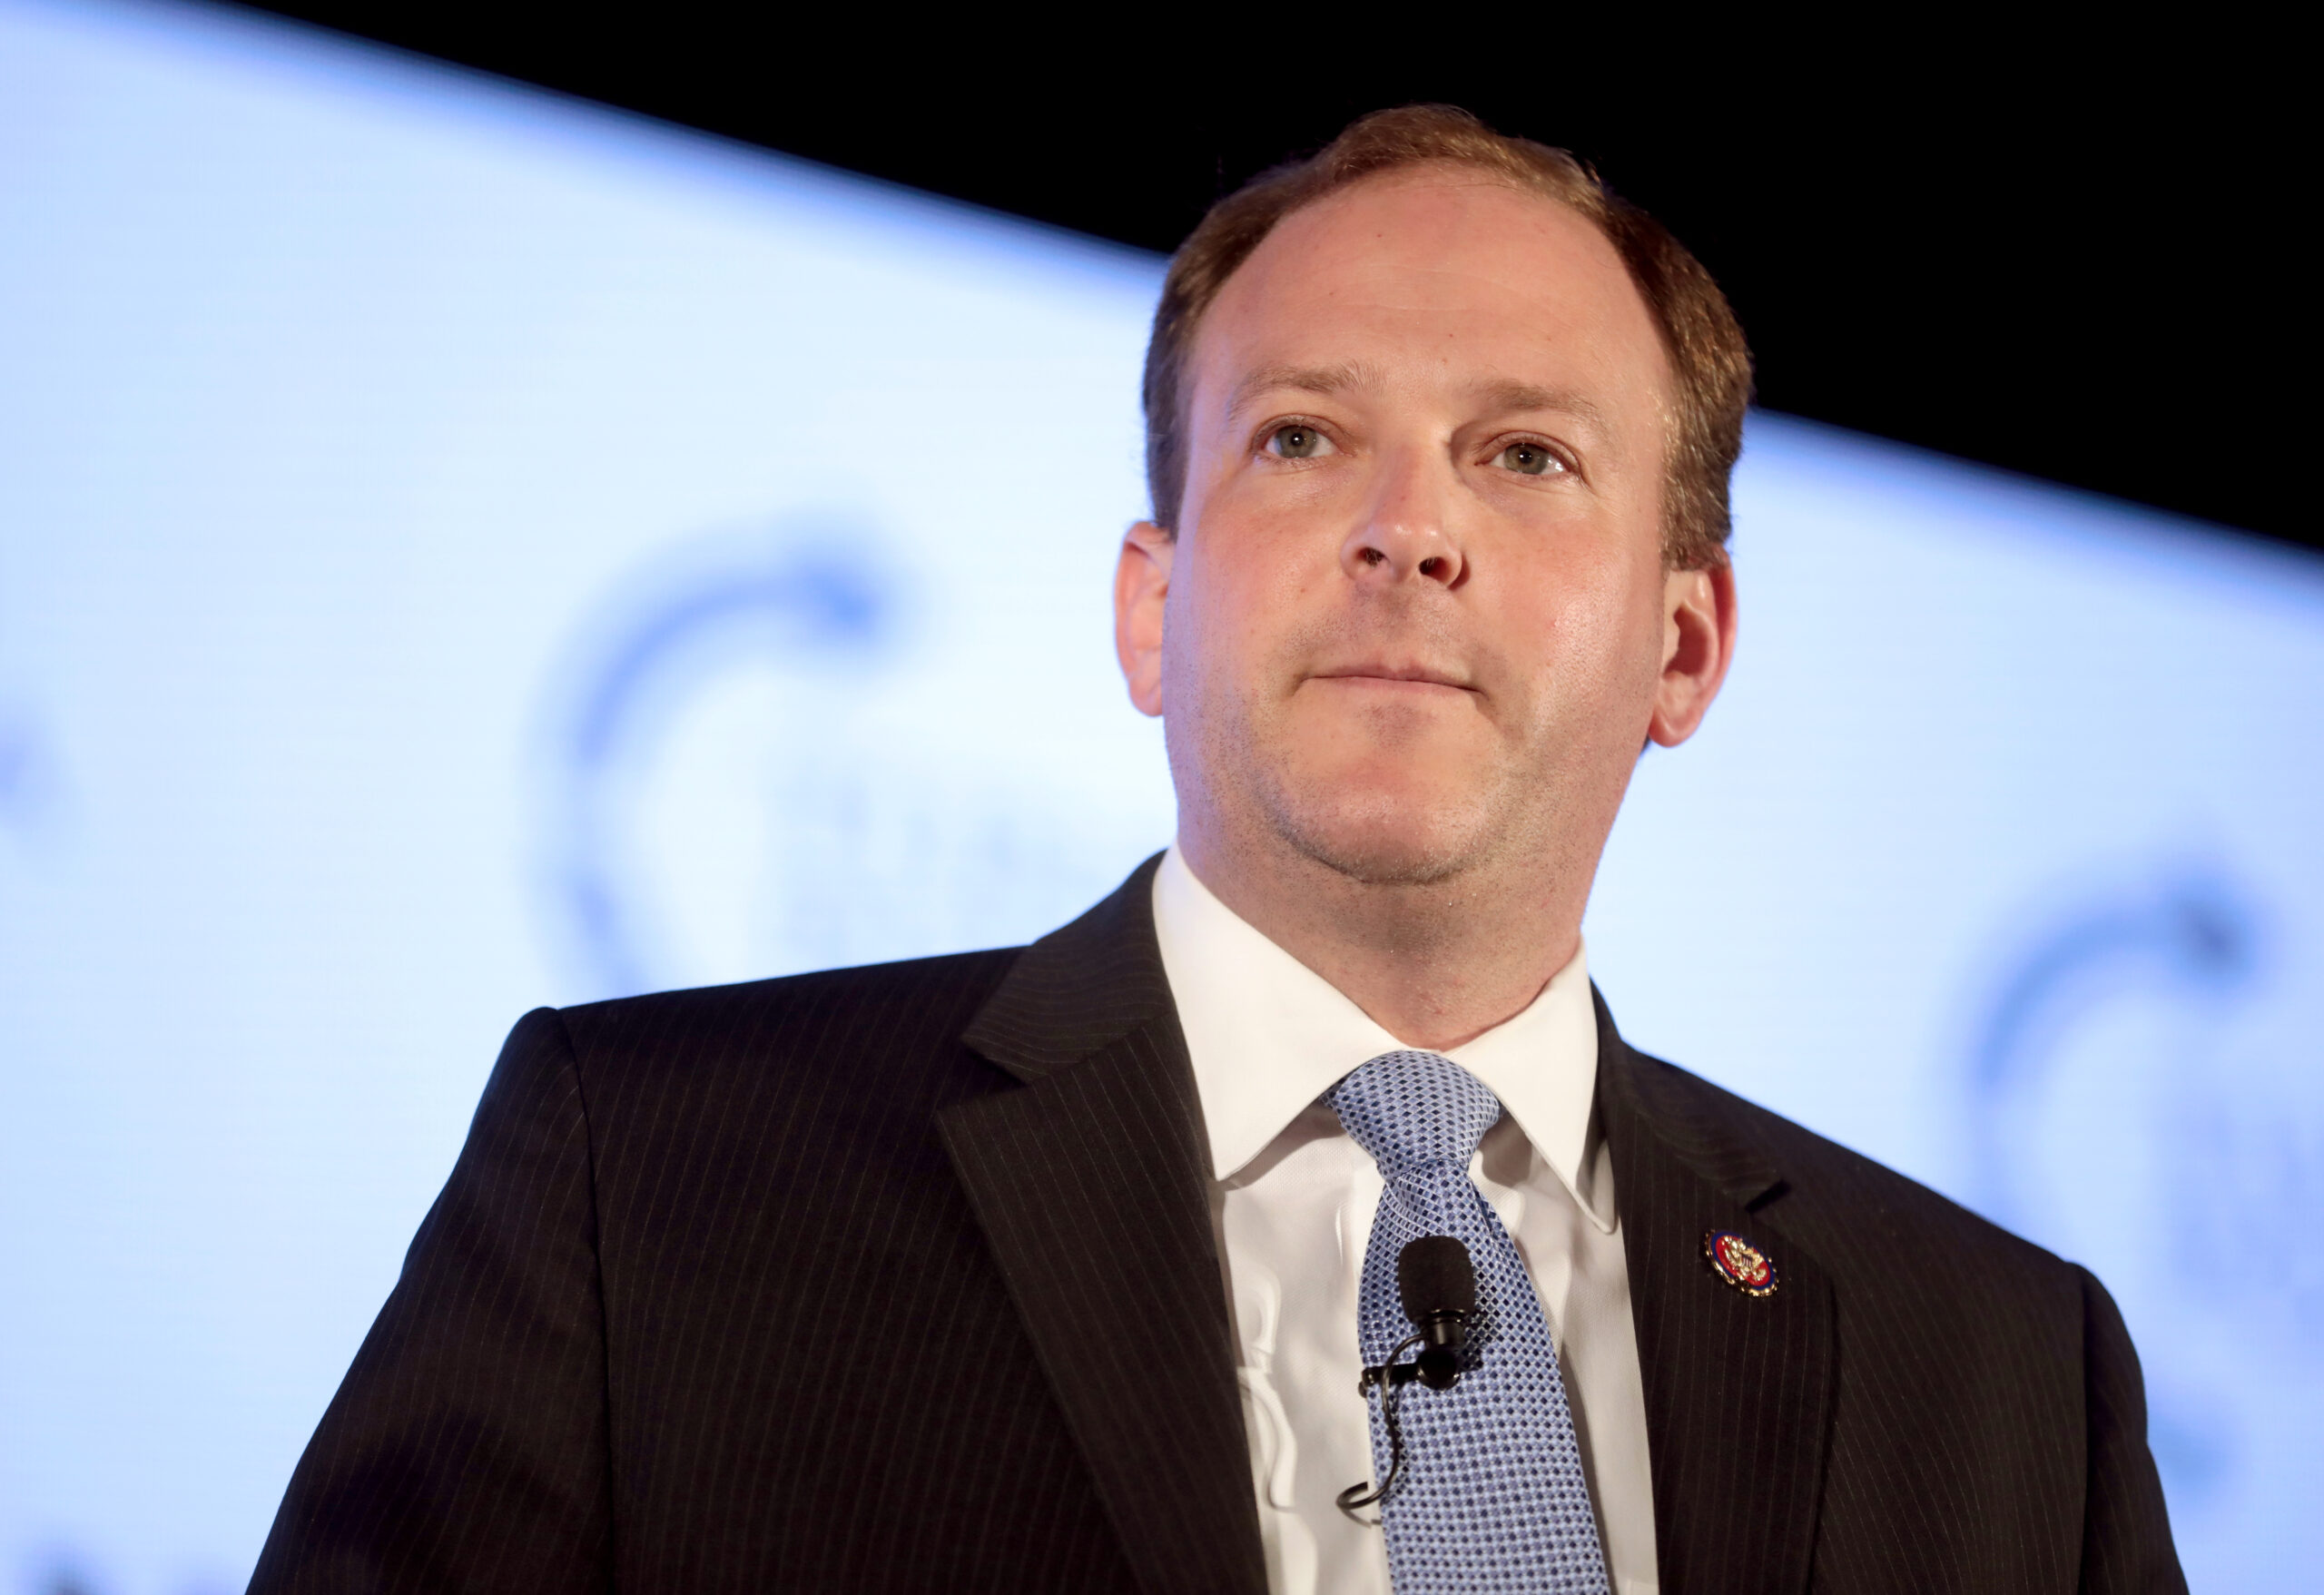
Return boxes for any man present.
[251,106,2182,1593]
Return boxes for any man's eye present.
[1267,424,1330,459]
[1495,441,1564,477]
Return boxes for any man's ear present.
[1115,521,1175,718]
[1647,560,1736,747]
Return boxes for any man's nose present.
[1340,449,1466,588]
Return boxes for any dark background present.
[233,6,2307,553]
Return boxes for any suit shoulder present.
[1628,1047,2076,1296]
[548,947,1023,1084]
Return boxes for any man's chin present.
[1263,797,1494,890]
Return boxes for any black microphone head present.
[1397,1235,1476,1324]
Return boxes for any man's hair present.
[1141,104,1751,570]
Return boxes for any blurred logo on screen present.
[0,699,61,840]
[537,515,1140,999]
[1967,865,2324,1516]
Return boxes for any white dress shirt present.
[1150,846,1659,1595]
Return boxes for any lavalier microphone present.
[1396,1234,1476,1391]
[1336,1235,1480,1517]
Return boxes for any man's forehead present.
[1193,170,1668,412]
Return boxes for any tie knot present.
[1327,1050,1503,1177]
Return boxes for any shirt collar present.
[1150,844,1608,1229]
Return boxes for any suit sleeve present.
[2075,1265,2187,1594]
[248,1009,614,1594]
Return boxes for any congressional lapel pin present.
[1704,1229,1779,1298]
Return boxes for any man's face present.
[1118,166,1728,891]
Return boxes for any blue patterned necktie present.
[1328,1050,1611,1594]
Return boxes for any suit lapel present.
[941,857,1266,1595]
[1596,989,1836,1594]
[943,870,1833,1594]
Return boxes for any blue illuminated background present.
[2,2,2319,1589]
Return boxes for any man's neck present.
[1175,825,1588,1052]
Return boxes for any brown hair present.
[1141,105,1751,569]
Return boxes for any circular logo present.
[1705,1229,1778,1297]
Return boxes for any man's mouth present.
[1306,663,1477,694]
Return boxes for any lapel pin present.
[1704,1229,1779,1297]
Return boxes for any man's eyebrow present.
[1225,361,1378,419]
[1470,379,1613,432]
[1226,366,1617,438]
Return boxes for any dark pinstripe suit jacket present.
[250,856,2184,1592]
